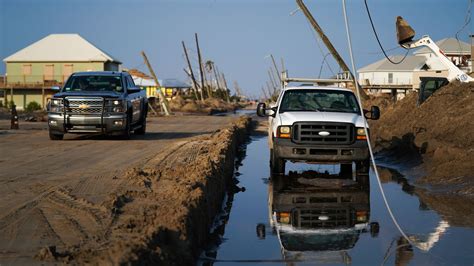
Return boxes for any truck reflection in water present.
[268,170,377,264]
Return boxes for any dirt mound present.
[167,96,237,114]
[59,116,251,265]
[369,81,474,194]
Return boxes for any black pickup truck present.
[48,71,148,140]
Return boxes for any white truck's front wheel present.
[270,149,286,174]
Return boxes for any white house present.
[358,55,427,87]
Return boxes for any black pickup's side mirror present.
[127,86,141,94]
[256,102,267,117]
[364,106,380,120]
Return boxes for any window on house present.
[388,73,393,84]
[63,64,74,77]
[22,64,32,75]
[44,64,55,81]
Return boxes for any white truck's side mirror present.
[257,102,276,117]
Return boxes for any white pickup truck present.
[257,86,380,175]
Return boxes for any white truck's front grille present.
[292,122,354,145]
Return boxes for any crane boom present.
[401,35,473,83]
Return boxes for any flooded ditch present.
[199,135,474,265]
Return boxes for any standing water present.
[200,135,474,265]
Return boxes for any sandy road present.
[0,115,237,264]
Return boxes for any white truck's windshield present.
[279,89,360,113]
[63,75,124,93]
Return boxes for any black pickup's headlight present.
[105,99,125,113]
[49,98,64,112]
[51,98,63,105]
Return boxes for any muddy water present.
[199,136,474,265]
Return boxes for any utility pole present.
[212,65,221,93]
[182,41,203,102]
[234,81,243,97]
[141,51,170,116]
[220,72,231,103]
[270,54,281,83]
[266,81,274,96]
[295,0,367,99]
[183,68,200,100]
[195,33,207,100]
[268,70,278,90]
[261,86,268,99]
[270,69,280,89]
[280,57,286,87]
[202,64,212,98]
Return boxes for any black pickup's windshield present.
[279,89,360,113]
[63,75,123,93]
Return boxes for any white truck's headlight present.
[356,127,368,140]
[277,126,291,138]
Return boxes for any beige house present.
[1,34,121,109]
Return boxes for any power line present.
[455,0,472,59]
[364,0,410,64]
[343,0,426,253]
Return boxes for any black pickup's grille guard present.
[292,122,355,145]
[64,97,104,114]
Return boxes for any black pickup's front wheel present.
[49,131,63,140]
[120,115,132,140]
[134,117,146,135]
[270,149,286,174]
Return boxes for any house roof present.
[3,34,121,63]
[413,38,471,55]
[358,55,427,72]
[132,76,191,89]
[161,79,191,88]
[133,77,157,87]
[128,69,152,79]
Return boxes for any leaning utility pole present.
[268,70,278,90]
[141,51,170,116]
[220,72,231,103]
[234,81,243,97]
[269,69,280,89]
[183,68,200,100]
[195,33,208,100]
[182,41,203,102]
[270,54,282,83]
[261,87,268,99]
[202,65,212,98]
[212,65,221,92]
[295,0,367,99]
[266,81,274,96]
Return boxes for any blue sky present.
[0,0,472,97]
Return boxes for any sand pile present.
[369,81,474,195]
